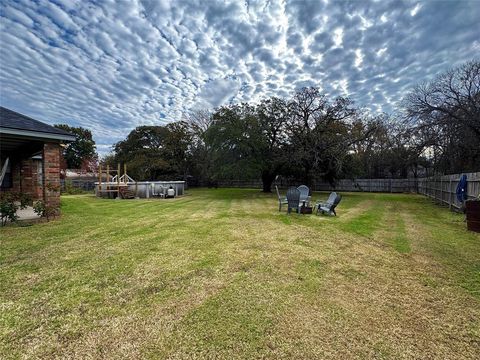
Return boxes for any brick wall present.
[2,142,62,211]
[43,142,61,208]
[10,158,43,200]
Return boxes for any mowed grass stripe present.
[1,189,479,359]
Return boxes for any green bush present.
[33,200,59,221]
[62,180,88,195]
[0,192,32,226]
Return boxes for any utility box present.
[166,187,175,198]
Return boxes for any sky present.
[1,0,479,156]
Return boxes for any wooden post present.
[449,179,453,210]
[98,164,102,195]
[117,163,121,198]
[106,164,110,195]
[124,163,127,183]
[430,177,433,199]
[432,177,435,201]
[438,177,442,203]
[440,177,443,205]
[429,177,432,199]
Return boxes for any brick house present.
[0,107,75,208]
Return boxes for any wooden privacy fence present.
[417,172,480,210]
[217,178,419,193]
[60,179,96,191]
[310,178,419,193]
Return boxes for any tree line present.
[95,60,479,192]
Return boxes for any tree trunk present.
[261,171,275,193]
[303,165,312,188]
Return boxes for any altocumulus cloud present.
[1,0,479,154]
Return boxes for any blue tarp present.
[456,174,468,202]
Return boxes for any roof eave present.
[0,127,76,142]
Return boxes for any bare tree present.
[182,109,213,135]
[404,60,479,134]
[403,60,480,173]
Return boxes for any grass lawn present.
[1,188,479,359]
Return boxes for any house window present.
[0,158,12,188]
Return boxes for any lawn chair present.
[297,185,311,208]
[286,187,301,214]
[275,185,288,212]
[315,192,342,216]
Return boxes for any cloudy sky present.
[1,0,479,155]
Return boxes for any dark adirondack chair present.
[276,185,288,212]
[315,192,342,216]
[286,187,301,214]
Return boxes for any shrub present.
[33,200,59,221]
[62,180,86,195]
[0,192,32,226]
[0,199,18,226]
[46,182,61,193]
